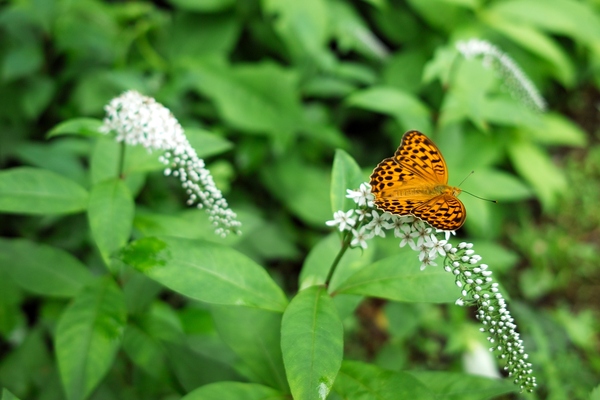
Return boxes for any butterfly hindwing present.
[412,194,466,231]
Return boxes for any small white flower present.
[397,224,415,249]
[346,182,374,207]
[411,220,432,246]
[420,254,437,270]
[326,209,356,232]
[428,235,447,258]
[350,226,371,249]
[365,210,391,238]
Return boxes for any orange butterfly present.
[369,130,465,231]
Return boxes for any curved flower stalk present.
[101,90,241,237]
[327,182,537,392]
[456,38,547,112]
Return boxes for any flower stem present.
[325,231,353,285]
[117,141,126,179]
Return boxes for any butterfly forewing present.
[394,130,448,184]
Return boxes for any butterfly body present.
[369,131,466,231]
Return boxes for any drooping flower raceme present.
[326,182,537,392]
[456,38,546,112]
[101,90,241,237]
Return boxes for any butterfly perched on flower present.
[369,130,465,231]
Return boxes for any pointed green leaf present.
[211,305,288,391]
[334,252,456,303]
[0,238,94,297]
[408,371,516,399]
[346,86,432,133]
[56,278,126,400]
[119,237,288,312]
[0,167,88,214]
[46,118,104,138]
[508,138,567,211]
[334,360,434,399]
[281,285,343,400]
[2,388,22,400]
[182,382,286,400]
[88,178,134,266]
[331,149,365,214]
[188,60,302,139]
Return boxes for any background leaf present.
[55,278,126,400]
[0,167,88,214]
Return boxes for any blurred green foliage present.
[0,0,599,399]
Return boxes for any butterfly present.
[369,130,465,231]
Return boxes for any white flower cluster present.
[101,90,241,237]
[326,182,454,270]
[445,243,537,392]
[327,182,536,391]
[456,38,546,112]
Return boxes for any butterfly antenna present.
[459,171,498,203]
[458,171,474,187]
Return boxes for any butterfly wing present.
[370,131,450,216]
[394,130,448,184]
[370,157,436,215]
[412,194,466,231]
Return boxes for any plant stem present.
[325,231,353,285]
[118,141,126,179]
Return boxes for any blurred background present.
[0,0,598,399]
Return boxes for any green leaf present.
[188,60,302,140]
[281,285,343,400]
[56,278,127,400]
[328,0,388,60]
[0,167,88,214]
[186,128,234,158]
[330,149,365,214]
[181,382,286,400]
[119,237,288,312]
[334,360,434,399]
[528,113,587,147]
[488,0,600,49]
[263,0,330,65]
[261,156,331,228]
[211,305,288,391]
[508,138,567,211]
[2,42,43,81]
[88,178,134,266]
[14,140,88,187]
[0,328,50,397]
[483,14,575,85]
[165,11,239,59]
[462,168,533,201]
[1,388,22,400]
[121,322,168,379]
[46,118,104,138]
[334,251,457,303]
[439,60,496,131]
[167,0,235,12]
[408,371,516,399]
[0,238,93,297]
[346,86,432,133]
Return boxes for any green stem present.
[325,231,353,285]
[117,141,126,179]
